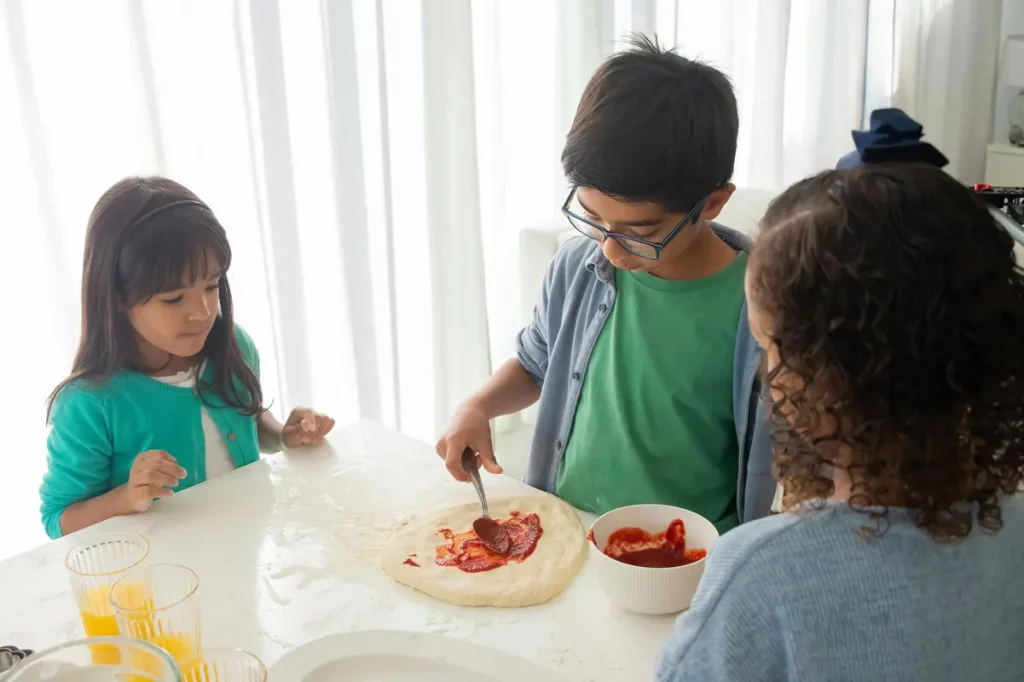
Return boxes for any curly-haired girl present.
[658,163,1024,681]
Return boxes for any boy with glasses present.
[436,35,774,531]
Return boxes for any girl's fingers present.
[284,410,332,446]
[314,414,332,440]
[148,485,174,499]
[142,450,177,464]
[136,451,184,476]
[137,469,179,488]
[150,460,187,479]
[290,407,315,427]
[129,482,172,507]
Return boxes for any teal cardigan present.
[40,325,263,539]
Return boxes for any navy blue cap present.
[836,108,949,169]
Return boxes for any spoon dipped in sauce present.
[461,448,512,555]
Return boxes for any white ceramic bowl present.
[588,504,719,615]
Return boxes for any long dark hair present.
[47,177,263,420]
[748,164,1024,540]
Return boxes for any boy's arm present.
[438,248,563,480]
[477,244,562,414]
[438,359,540,482]
[466,358,541,419]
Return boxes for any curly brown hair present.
[748,164,1024,540]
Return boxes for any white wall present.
[994,1,1024,143]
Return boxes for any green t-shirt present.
[556,253,748,532]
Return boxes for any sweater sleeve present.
[40,387,114,539]
[656,520,794,682]
[233,324,261,378]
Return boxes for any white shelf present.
[986,144,1024,185]
[988,142,1024,157]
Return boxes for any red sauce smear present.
[435,511,543,573]
[603,519,707,568]
[403,553,420,567]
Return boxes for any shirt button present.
[598,304,608,313]
[556,440,563,451]
[228,433,237,441]
[572,371,581,380]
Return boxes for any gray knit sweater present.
[657,497,1024,682]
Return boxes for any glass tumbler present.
[180,649,266,682]
[65,533,150,663]
[110,564,202,664]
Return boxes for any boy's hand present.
[436,401,502,482]
[123,450,186,513]
[282,407,335,448]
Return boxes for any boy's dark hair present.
[561,34,738,213]
[749,164,1024,541]
[47,177,263,421]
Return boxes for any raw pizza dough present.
[382,493,588,607]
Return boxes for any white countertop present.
[0,420,675,680]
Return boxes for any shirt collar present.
[584,245,615,283]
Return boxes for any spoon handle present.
[461,448,489,518]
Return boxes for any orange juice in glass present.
[111,563,202,665]
[182,648,267,682]
[64,533,149,664]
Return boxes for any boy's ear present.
[700,183,736,222]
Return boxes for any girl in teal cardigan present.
[41,177,335,539]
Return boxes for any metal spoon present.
[461,448,512,555]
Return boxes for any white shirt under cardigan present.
[152,363,236,479]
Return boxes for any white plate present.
[269,630,570,682]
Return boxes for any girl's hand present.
[123,450,187,513]
[281,408,335,448]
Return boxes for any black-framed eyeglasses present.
[561,187,708,260]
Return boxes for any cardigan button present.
[228,432,237,441]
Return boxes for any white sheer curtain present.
[0,0,1002,559]
[889,0,1003,181]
